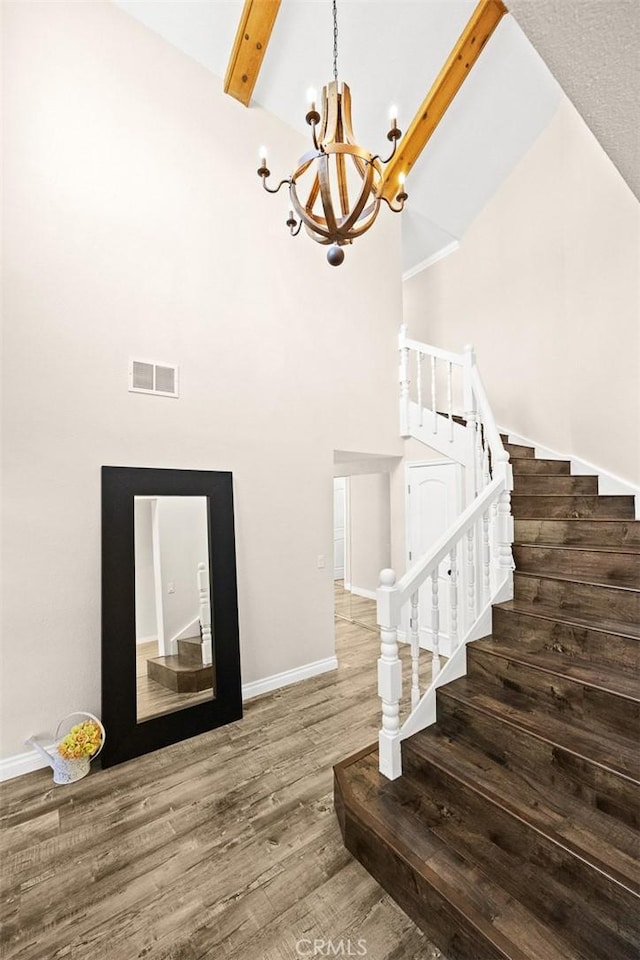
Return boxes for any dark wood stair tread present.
[516,567,640,594]
[495,598,640,641]
[335,746,582,960]
[472,636,640,699]
[405,728,640,894]
[514,542,640,555]
[513,518,640,547]
[512,495,635,520]
[438,675,640,783]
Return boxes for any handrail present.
[393,476,503,608]
[471,365,505,462]
[402,337,465,366]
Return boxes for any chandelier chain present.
[332,0,338,83]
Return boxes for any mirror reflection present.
[134,495,215,722]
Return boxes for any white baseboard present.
[1,742,57,782]
[242,656,339,702]
[350,585,377,601]
[503,426,640,518]
[136,635,157,646]
[1,657,339,783]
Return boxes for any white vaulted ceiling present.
[114,0,563,273]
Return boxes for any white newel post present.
[198,561,213,667]
[377,569,402,780]
[399,324,410,438]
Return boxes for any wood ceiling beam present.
[224,0,282,107]
[379,0,508,202]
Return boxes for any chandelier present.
[257,0,408,266]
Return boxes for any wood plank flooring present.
[0,616,444,960]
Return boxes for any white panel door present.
[406,461,462,655]
[333,478,346,581]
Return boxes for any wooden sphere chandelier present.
[257,0,408,266]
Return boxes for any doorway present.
[333,473,390,632]
[405,460,463,657]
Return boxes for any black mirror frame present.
[101,466,242,768]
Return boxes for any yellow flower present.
[57,720,102,760]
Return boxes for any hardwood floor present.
[0,618,444,960]
[334,581,378,632]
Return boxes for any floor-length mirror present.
[134,495,214,722]
[102,466,242,768]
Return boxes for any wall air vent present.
[128,359,179,398]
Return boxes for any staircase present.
[335,437,640,958]
[147,636,213,693]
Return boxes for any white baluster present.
[377,569,402,779]
[431,570,441,678]
[410,591,420,710]
[463,345,477,503]
[497,490,515,573]
[447,361,454,442]
[449,545,458,652]
[399,325,410,437]
[417,353,423,427]
[482,434,491,489]
[431,355,437,433]
[466,525,476,627]
[495,452,515,578]
[482,509,491,603]
[474,418,484,497]
[198,562,213,666]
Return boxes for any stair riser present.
[511,495,635,520]
[335,782,513,960]
[513,545,640,588]
[513,519,640,547]
[467,647,640,740]
[146,660,212,693]
[515,573,640,624]
[504,443,535,459]
[402,749,639,959]
[436,691,640,831]
[513,476,599,496]
[511,459,571,476]
[177,638,203,665]
[492,606,639,673]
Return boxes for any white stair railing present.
[377,328,514,780]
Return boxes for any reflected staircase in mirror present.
[147,636,213,693]
[334,330,639,959]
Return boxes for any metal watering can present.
[26,712,106,785]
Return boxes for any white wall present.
[404,97,640,486]
[157,497,208,643]
[133,500,157,641]
[348,473,391,596]
[1,1,403,760]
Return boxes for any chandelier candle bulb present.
[307,87,317,111]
